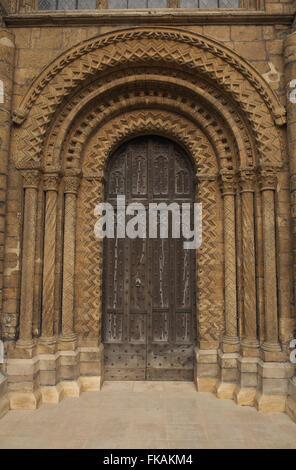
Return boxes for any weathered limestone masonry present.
[0,5,14,417]
[285,19,296,423]
[0,0,295,422]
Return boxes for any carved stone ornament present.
[63,169,82,194]
[14,28,284,172]
[219,170,237,195]
[12,108,28,126]
[21,170,40,189]
[239,168,256,192]
[195,173,218,184]
[43,173,60,192]
[259,166,278,191]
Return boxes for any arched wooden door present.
[103,136,196,380]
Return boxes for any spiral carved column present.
[16,170,40,356]
[39,171,60,353]
[259,167,282,361]
[216,170,239,399]
[60,170,81,350]
[239,168,259,357]
[220,170,239,353]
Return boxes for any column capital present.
[21,169,40,189]
[63,169,82,195]
[239,168,256,193]
[43,172,60,192]
[219,170,237,196]
[258,166,278,191]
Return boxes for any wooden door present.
[103,136,196,380]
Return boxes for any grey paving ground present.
[0,381,295,449]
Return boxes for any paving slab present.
[0,381,295,449]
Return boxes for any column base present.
[59,350,80,380]
[216,382,237,399]
[222,335,240,353]
[255,391,286,413]
[9,389,42,410]
[217,349,239,391]
[261,342,285,362]
[59,334,78,351]
[60,379,82,398]
[40,383,64,404]
[14,339,36,359]
[257,360,294,395]
[195,377,219,392]
[37,336,57,354]
[240,338,260,357]
[194,347,219,392]
[233,386,256,406]
[79,376,102,392]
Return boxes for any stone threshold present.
[4,11,294,27]
[1,374,295,424]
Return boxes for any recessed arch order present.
[11,26,285,174]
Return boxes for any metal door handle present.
[135,278,142,287]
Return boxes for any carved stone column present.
[194,173,220,393]
[216,170,239,400]
[0,30,15,342]
[239,168,259,356]
[220,170,239,353]
[39,171,60,353]
[259,167,282,361]
[16,170,40,356]
[60,170,81,350]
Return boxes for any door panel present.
[103,136,196,380]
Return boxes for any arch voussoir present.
[12,27,284,172]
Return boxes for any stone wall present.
[0,3,295,420]
[1,8,293,346]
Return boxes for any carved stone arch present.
[45,75,252,173]
[12,27,285,171]
[43,65,256,172]
[8,25,294,413]
[81,109,219,177]
[74,109,223,345]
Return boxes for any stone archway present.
[6,27,294,414]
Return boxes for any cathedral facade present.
[0,0,296,423]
